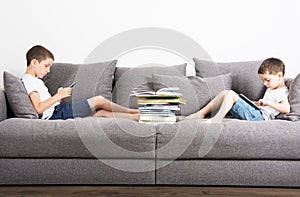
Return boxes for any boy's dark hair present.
[26,45,54,66]
[258,57,285,76]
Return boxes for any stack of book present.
[131,87,186,124]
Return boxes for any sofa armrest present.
[0,89,7,121]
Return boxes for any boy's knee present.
[87,96,107,111]
[226,90,239,102]
[95,96,106,104]
[220,90,229,96]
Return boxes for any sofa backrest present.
[0,89,7,121]
[285,78,293,88]
[112,64,187,108]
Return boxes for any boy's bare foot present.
[184,111,205,120]
[196,118,223,124]
[205,117,222,124]
[132,113,140,121]
[129,109,140,114]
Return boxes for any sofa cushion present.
[193,58,265,101]
[156,160,300,186]
[113,63,186,108]
[1,159,155,185]
[0,117,156,159]
[0,90,7,122]
[287,74,300,119]
[43,60,117,104]
[3,71,38,119]
[152,73,232,116]
[277,74,300,121]
[156,119,300,160]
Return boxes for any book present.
[139,111,176,116]
[131,86,185,124]
[131,87,182,98]
[139,115,177,122]
[139,105,180,111]
[137,98,187,105]
[139,120,176,125]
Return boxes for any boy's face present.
[32,58,54,78]
[258,71,283,90]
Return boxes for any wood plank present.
[0,186,300,197]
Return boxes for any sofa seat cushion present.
[156,160,300,186]
[156,119,300,160]
[0,158,156,184]
[0,117,155,159]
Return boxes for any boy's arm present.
[258,99,290,114]
[29,87,72,115]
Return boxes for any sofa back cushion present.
[258,77,299,121]
[284,74,300,121]
[43,60,117,104]
[3,71,38,119]
[193,58,265,101]
[0,89,7,121]
[152,73,232,116]
[113,64,186,108]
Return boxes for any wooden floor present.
[0,186,300,197]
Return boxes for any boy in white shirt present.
[22,45,140,120]
[186,57,290,121]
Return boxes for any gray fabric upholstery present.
[287,74,300,121]
[0,117,155,159]
[276,76,300,121]
[156,119,300,159]
[152,73,232,116]
[43,60,117,103]
[194,58,265,101]
[112,64,186,108]
[156,160,300,187]
[1,64,299,187]
[3,71,38,119]
[0,89,7,122]
[0,159,155,185]
[285,78,294,87]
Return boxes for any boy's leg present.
[87,96,140,114]
[229,99,265,121]
[185,90,229,119]
[211,90,239,122]
[93,109,140,120]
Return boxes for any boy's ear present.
[31,59,38,67]
[277,71,283,78]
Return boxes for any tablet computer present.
[239,94,260,110]
[69,82,76,88]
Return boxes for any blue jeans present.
[49,99,92,120]
[229,98,264,121]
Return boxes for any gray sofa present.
[0,59,300,187]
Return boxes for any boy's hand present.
[253,101,260,105]
[56,87,72,100]
[258,99,268,106]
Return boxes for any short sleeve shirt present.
[259,87,289,120]
[22,74,59,119]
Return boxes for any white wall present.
[1,0,300,88]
